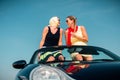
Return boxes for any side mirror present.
[12,60,27,69]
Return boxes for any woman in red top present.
[65,16,92,61]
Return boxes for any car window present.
[62,48,72,60]
[31,46,118,64]
[92,50,113,60]
[34,52,41,64]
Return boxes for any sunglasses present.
[66,20,68,23]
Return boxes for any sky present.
[0,0,120,80]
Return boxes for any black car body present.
[13,45,120,80]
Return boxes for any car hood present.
[16,61,120,80]
[63,61,120,80]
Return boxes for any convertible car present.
[13,45,120,80]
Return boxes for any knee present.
[87,56,93,61]
[47,56,55,62]
[84,55,93,61]
[75,54,83,61]
[59,55,65,61]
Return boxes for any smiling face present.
[66,16,77,28]
[66,18,73,28]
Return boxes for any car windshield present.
[30,45,120,64]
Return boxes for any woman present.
[65,15,92,61]
[39,16,64,62]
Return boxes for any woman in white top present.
[65,15,92,61]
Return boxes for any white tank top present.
[71,26,87,45]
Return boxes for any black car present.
[13,45,120,80]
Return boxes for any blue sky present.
[0,0,120,80]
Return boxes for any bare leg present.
[58,55,64,61]
[84,55,92,61]
[75,54,83,61]
[47,56,55,62]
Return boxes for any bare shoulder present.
[79,25,84,28]
[43,26,49,32]
[79,25,86,30]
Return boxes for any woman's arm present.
[64,29,68,45]
[72,26,88,42]
[58,28,63,46]
[81,26,88,42]
[39,26,48,48]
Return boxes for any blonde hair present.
[49,16,60,27]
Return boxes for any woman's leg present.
[47,56,55,62]
[75,54,83,61]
